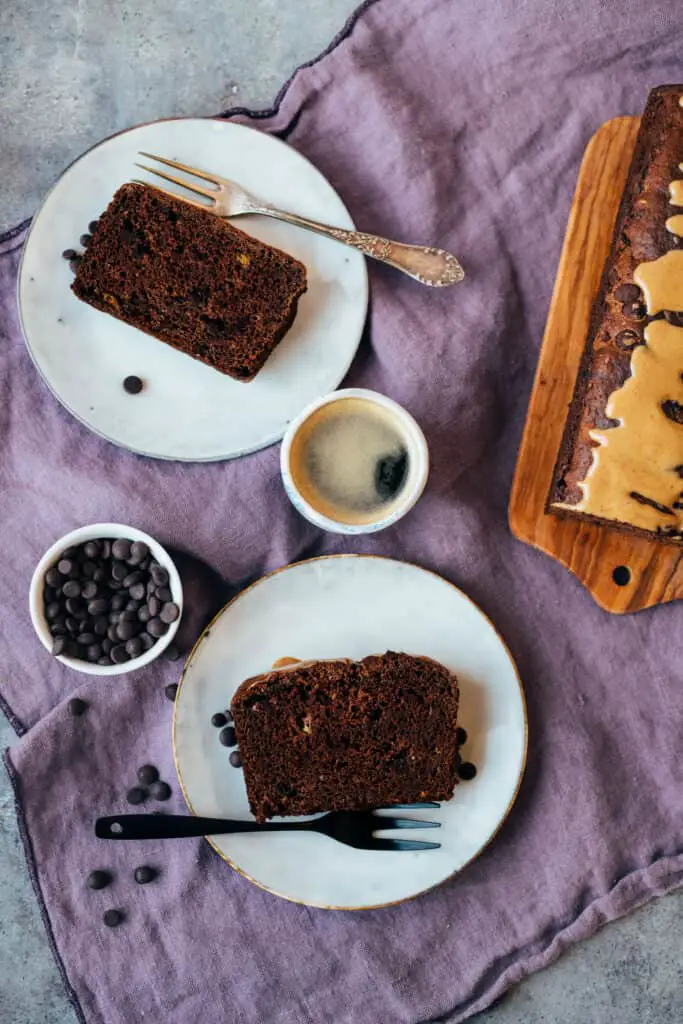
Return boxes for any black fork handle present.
[95,814,310,840]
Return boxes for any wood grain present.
[509,116,683,614]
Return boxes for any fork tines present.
[133,151,220,210]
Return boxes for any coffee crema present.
[288,397,411,526]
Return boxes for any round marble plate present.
[18,118,368,461]
[174,556,527,910]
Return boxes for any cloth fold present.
[2,1,683,1021]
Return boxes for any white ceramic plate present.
[174,556,527,909]
[18,118,368,461]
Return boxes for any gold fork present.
[133,152,464,288]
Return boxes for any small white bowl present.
[280,388,429,535]
[29,523,183,675]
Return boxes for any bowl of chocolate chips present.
[29,523,183,675]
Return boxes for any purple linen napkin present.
[2,1,683,1021]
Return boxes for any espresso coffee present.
[288,397,410,525]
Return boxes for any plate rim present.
[17,115,369,463]
[172,553,529,910]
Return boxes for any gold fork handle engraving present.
[252,206,464,287]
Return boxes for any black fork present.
[95,806,442,852]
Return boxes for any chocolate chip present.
[101,540,111,558]
[87,869,111,890]
[87,644,102,662]
[138,605,152,623]
[458,762,477,781]
[623,300,646,320]
[126,786,146,805]
[219,727,237,747]
[45,601,61,621]
[228,751,243,768]
[51,636,68,656]
[68,257,81,273]
[150,780,171,801]
[129,583,146,601]
[88,220,99,234]
[455,727,468,746]
[614,283,641,302]
[147,596,161,617]
[83,541,101,558]
[164,683,178,701]
[147,617,168,638]
[211,712,227,728]
[103,909,124,928]
[137,765,159,786]
[662,400,683,424]
[61,580,81,599]
[45,567,62,588]
[111,561,128,581]
[112,538,132,561]
[62,248,78,260]
[123,570,143,589]
[88,598,109,616]
[150,564,168,586]
[97,656,111,665]
[156,586,172,603]
[82,581,99,600]
[140,632,155,651]
[134,865,157,885]
[68,698,88,717]
[162,644,180,662]
[107,624,119,642]
[111,644,130,665]
[125,636,143,659]
[129,541,149,564]
[64,596,81,616]
[58,559,74,576]
[77,632,97,646]
[116,620,138,642]
[224,710,233,723]
[123,376,143,395]
[111,594,127,611]
[160,602,179,624]
[65,617,79,634]
[102,637,113,654]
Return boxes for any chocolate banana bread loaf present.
[231,652,460,821]
[548,85,683,540]
[72,183,307,382]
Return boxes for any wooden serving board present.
[509,116,683,614]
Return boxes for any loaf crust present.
[548,86,683,540]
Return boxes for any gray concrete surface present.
[1,2,682,1022]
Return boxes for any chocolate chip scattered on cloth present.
[2,1,683,1022]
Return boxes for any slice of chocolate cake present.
[231,652,460,821]
[71,183,307,382]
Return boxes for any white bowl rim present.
[29,522,183,676]
[280,387,430,535]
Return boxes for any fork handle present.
[253,206,464,287]
[95,814,308,840]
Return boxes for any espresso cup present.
[280,388,429,535]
